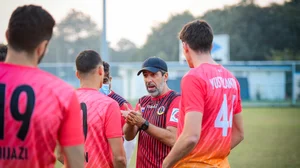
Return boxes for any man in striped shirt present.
[123,56,181,168]
[100,61,137,165]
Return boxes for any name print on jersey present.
[209,77,237,90]
[0,147,28,160]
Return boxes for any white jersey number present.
[214,94,236,137]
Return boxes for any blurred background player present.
[0,44,7,62]
[101,61,137,165]
[123,56,181,168]
[0,5,84,168]
[75,50,126,168]
[163,20,244,168]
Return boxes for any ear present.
[75,71,80,79]
[5,30,9,43]
[98,65,104,76]
[182,42,189,54]
[164,72,168,82]
[36,40,48,57]
[109,76,112,82]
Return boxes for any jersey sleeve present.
[181,74,206,114]
[234,79,242,114]
[166,96,181,127]
[105,101,123,138]
[58,91,84,146]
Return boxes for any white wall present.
[118,66,287,101]
[247,71,286,100]
[294,73,300,101]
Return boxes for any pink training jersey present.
[175,63,242,168]
[76,88,123,168]
[0,63,84,168]
[108,90,133,127]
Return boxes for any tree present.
[137,11,195,61]
[44,10,102,63]
[110,38,138,62]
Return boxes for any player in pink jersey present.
[0,5,84,168]
[75,50,126,168]
[101,61,136,166]
[163,20,244,168]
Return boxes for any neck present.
[79,77,100,90]
[157,85,171,97]
[5,48,38,67]
[192,52,218,68]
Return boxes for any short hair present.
[0,44,7,62]
[179,20,213,53]
[76,50,103,74]
[103,61,110,76]
[7,5,55,53]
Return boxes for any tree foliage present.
[44,0,300,63]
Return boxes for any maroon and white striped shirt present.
[136,90,180,168]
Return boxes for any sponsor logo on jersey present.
[170,108,179,122]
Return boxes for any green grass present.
[228,107,300,168]
[55,107,300,168]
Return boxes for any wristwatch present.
[140,120,149,131]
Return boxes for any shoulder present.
[182,70,206,88]
[139,95,151,102]
[109,91,127,101]
[37,70,76,105]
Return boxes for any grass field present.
[55,107,300,168]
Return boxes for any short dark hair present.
[179,20,213,53]
[7,5,55,53]
[0,44,7,62]
[76,50,103,74]
[103,61,110,76]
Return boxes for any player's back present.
[177,63,241,167]
[76,88,123,168]
[0,63,83,168]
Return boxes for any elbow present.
[166,137,176,147]
[239,132,244,142]
[114,156,127,166]
[124,134,135,141]
[186,134,200,147]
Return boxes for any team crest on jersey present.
[157,106,165,115]
[170,108,179,122]
[141,107,145,113]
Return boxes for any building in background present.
[39,61,300,106]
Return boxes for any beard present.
[37,43,48,64]
[37,51,45,64]
[146,81,164,97]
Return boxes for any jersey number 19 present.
[0,84,35,141]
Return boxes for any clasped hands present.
[121,104,145,128]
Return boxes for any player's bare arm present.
[56,143,64,164]
[108,137,127,168]
[163,112,203,168]
[61,145,85,168]
[231,113,244,149]
[127,110,177,147]
[123,122,139,141]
